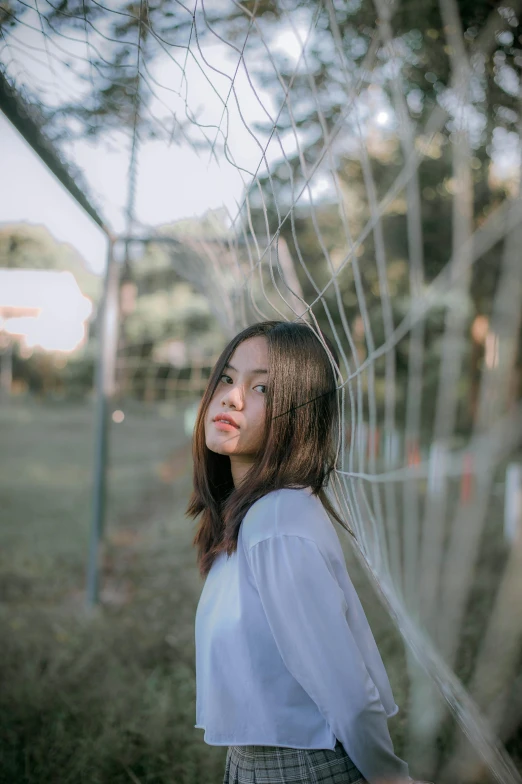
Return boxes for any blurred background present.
[1,1,521,782]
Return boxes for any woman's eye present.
[219,374,265,393]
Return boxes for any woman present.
[187,320,422,784]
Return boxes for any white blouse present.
[194,486,411,784]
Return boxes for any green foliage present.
[0,224,101,397]
[0,222,101,302]
[124,281,212,344]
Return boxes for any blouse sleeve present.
[247,534,411,784]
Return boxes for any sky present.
[0,63,263,277]
[0,106,260,275]
[0,8,311,277]
[1,111,109,274]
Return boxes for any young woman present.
[187,320,421,784]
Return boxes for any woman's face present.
[204,336,268,481]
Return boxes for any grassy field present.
[1,398,218,784]
[0,399,518,783]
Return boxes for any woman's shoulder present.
[241,486,327,551]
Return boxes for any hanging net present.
[1,1,522,781]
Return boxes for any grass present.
[0,398,225,784]
[0,399,519,783]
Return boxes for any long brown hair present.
[186,320,354,579]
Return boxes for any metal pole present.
[0,335,13,399]
[86,237,121,607]
[0,74,107,232]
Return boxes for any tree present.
[0,223,102,396]
[0,223,101,301]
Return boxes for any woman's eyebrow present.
[224,362,268,375]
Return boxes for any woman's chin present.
[206,440,237,455]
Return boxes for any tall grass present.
[0,399,227,783]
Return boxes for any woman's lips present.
[214,421,239,431]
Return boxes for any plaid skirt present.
[223,739,367,783]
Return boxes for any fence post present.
[427,440,449,497]
[86,237,121,608]
[0,337,13,399]
[383,427,400,468]
[505,464,522,544]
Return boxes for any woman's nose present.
[223,383,243,408]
